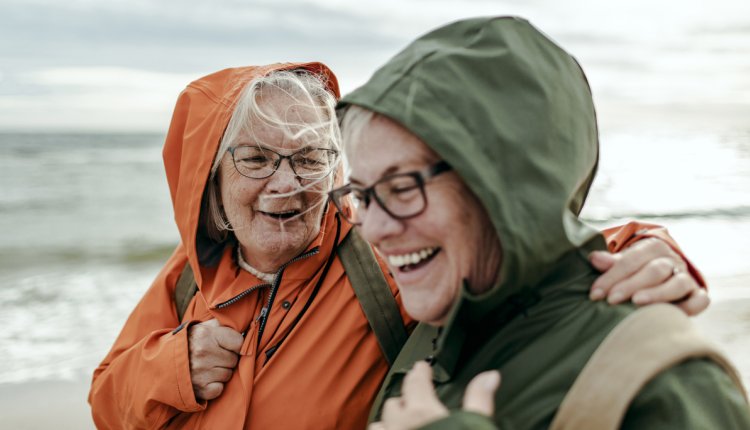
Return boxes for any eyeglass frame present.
[328,160,453,225]
[227,145,340,180]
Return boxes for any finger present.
[589,252,616,300]
[590,252,627,299]
[210,366,234,383]
[196,381,224,401]
[188,320,223,349]
[368,422,387,430]
[215,326,244,353]
[199,318,220,327]
[381,397,403,421]
[190,341,239,371]
[462,370,501,417]
[608,257,674,304]
[189,337,218,364]
[401,362,437,405]
[591,238,672,296]
[211,347,240,369]
[676,288,711,316]
[589,251,616,272]
[192,366,231,387]
[631,272,697,305]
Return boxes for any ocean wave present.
[0,241,177,271]
[582,205,750,224]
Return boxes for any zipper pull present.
[256,306,268,322]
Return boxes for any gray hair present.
[339,104,376,157]
[204,70,341,242]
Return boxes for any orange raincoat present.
[88,63,703,430]
[89,63,410,429]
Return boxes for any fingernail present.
[483,371,501,390]
[608,291,624,304]
[590,289,605,300]
[590,251,613,263]
[633,292,650,305]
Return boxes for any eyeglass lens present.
[342,174,426,224]
[232,146,336,179]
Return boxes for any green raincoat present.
[341,17,750,429]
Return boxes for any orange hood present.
[161,63,340,288]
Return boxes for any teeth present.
[387,247,437,268]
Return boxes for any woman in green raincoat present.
[329,16,750,429]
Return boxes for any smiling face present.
[217,89,333,272]
[346,113,503,325]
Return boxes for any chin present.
[404,301,451,326]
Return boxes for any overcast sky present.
[1,0,748,131]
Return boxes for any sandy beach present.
[0,277,747,429]
[0,379,94,429]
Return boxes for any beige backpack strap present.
[551,304,747,430]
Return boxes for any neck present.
[236,247,277,283]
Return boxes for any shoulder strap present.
[337,229,408,366]
[174,262,198,323]
[551,304,748,430]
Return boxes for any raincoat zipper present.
[256,247,320,347]
[215,283,271,309]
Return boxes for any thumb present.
[462,370,501,417]
[588,251,616,272]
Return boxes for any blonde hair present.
[204,70,341,242]
[339,104,376,158]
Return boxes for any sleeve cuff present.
[417,411,498,430]
[603,221,707,288]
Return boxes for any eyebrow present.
[233,143,321,153]
[349,165,400,186]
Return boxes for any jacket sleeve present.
[88,249,206,429]
[417,411,497,430]
[622,358,750,429]
[601,221,707,288]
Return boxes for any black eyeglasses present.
[328,161,452,225]
[228,145,339,180]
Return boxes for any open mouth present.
[259,210,301,220]
[387,247,440,273]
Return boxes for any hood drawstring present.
[262,213,343,364]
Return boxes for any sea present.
[1,125,749,384]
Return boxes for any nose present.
[357,199,404,245]
[264,158,299,194]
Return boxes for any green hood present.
[341,16,604,324]
[342,17,750,429]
